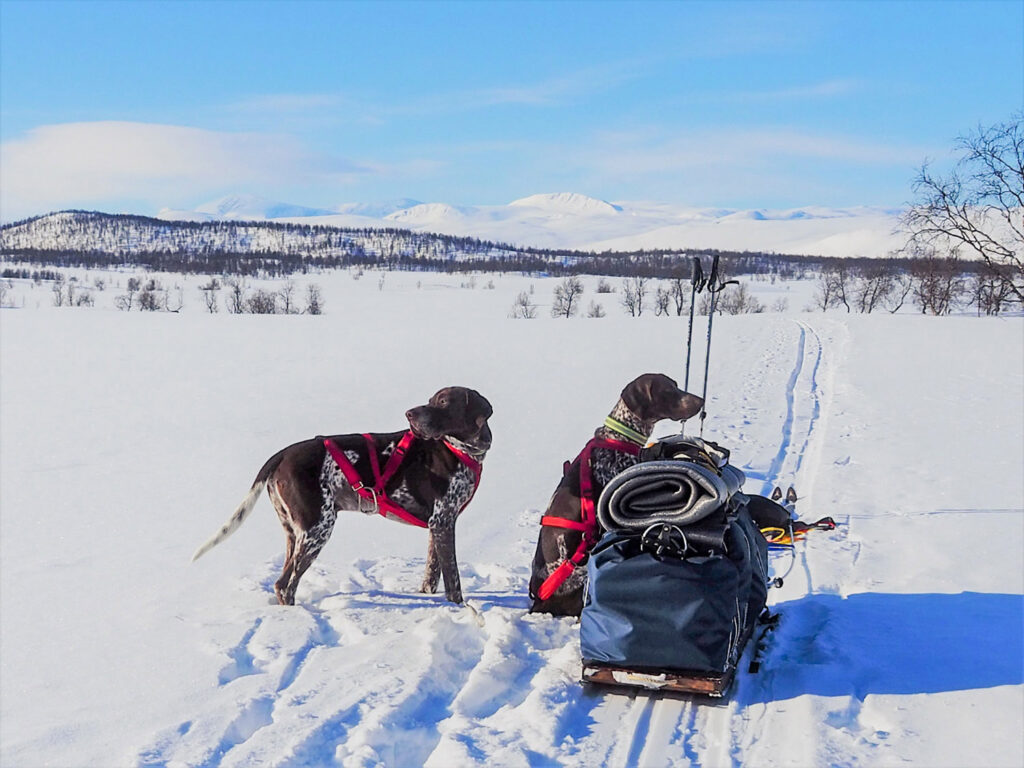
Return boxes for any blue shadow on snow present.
[749,591,1023,703]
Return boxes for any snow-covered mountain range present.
[157,192,906,258]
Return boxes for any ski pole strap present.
[708,253,720,290]
[692,256,705,292]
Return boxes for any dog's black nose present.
[405,409,414,421]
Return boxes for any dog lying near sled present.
[191,386,493,606]
[528,373,704,616]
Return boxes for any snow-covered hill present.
[0,211,560,267]
[195,194,339,220]
[157,197,424,225]
[155,192,905,257]
[1,270,1021,767]
[508,192,624,215]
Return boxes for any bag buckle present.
[640,523,689,558]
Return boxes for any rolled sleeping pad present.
[597,460,746,532]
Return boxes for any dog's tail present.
[191,450,284,562]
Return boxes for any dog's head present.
[620,373,703,423]
[406,387,494,451]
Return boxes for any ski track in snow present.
[134,319,864,768]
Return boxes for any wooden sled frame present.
[581,661,737,698]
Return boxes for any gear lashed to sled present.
[578,439,840,697]
[580,434,770,697]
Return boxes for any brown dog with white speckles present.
[528,374,703,616]
[192,387,493,606]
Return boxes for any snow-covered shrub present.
[509,291,537,319]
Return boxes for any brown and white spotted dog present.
[528,373,703,616]
[192,387,493,606]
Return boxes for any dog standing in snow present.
[192,387,493,606]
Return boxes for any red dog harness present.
[536,436,641,600]
[323,431,482,528]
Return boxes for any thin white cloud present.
[0,121,372,219]
[469,61,645,107]
[226,60,648,125]
[224,93,346,113]
[575,126,926,176]
[723,78,864,102]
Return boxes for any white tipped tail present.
[191,480,268,562]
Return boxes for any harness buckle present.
[355,486,378,515]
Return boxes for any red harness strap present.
[323,431,482,528]
[536,436,641,601]
[442,440,484,510]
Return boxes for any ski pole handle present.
[707,253,720,291]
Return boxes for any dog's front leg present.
[420,530,441,594]
[426,509,462,604]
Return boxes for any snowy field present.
[1,269,1022,768]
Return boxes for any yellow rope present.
[760,526,806,545]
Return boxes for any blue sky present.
[1,0,1021,220]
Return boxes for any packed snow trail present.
[556,318,842,768]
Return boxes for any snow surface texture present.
[156,192,905,258]
[1,271,1022,767]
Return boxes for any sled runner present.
[582,660,743,697]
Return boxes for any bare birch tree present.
[902,114,1023,307]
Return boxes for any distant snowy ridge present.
[385,202,479,223]
[3,200,909,262]
[335,198,423,218]
[149,192,905,257]
[508,192,623,214]
[1,210,903,270]
[196,194,338,220]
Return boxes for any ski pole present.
[683,256,705,393]
[699,255,738,437]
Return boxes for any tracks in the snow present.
[760,319,824,498]
[136,319,833,768]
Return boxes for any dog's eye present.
[438,397,448,407]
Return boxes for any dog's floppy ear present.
[677,392,704,421]
[468,388,493,420]
[466,389,493,448]
[620,374,656,420]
